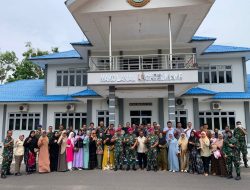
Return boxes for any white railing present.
[89,53,197,72]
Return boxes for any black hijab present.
[24,130,38,152]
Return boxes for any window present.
[56,68,87,87]
[199,111,235,131]
[198,65,232,84]
[55,112,87,130]
[8,113,40,131]
[130,110,152,125]
[97,111,109,127]
[175,109,188,128]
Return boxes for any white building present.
[0,0,250,146]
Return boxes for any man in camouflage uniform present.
[223,130,241,180]
[124,127,137,171]
[1,130,14,179]
[233,121,248,168]
[146,128,159,171]
[112,128,124,171]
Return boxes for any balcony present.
[89,53,197,72]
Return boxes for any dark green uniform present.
[147,134,159,170]
[1,137,14,175]
[113,135,124,169]
[233,127,248,166]
[124,134,137,168]
[222,136,240,176]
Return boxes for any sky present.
[0,0,250,71]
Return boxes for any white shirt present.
[185,128,192,139]
[14,139,24,156]
[137,136,147,153]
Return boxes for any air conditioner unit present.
[175,98,186,107]
[18,104,29,112]
[211,102,222,110]
[66,104,76,112]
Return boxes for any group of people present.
[0,120,248,181]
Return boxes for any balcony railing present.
[89,53,197,72]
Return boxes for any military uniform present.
[1,136,14,177]
[233,127,248,166]
[113,134,124,170]
[124,134,137,170]
[222,136,240,178]
[146,134,159,171]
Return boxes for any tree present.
[7,42,58,83]
[0,51,18,84]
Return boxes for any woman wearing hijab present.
[38,131,50,173]
[49,131,60,172]
[57,131,68,172]
[188,130,204,174]
[199,131,211,176]
[66,132,75,171]
[24,130,38,174]
[96,132,104,169]
[178,133,188,172]
[14,135,25,176]
[168,133,179,172]
[83,130,90,169]
[102,129,115,170]
[73,130,84,170]
[89,130,98,169]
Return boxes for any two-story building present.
[0,0,250,147]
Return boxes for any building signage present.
[127,0,150,7]
[88,70,198,85]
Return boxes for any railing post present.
[168,13,173,69]
[139,55,141,70]
[109,16,112,71]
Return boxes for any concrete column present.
[109,86,116,125]
[158,98,164,128]
[2,104,7,142]
[42,104,48,130]
[193,98,200,130]
[244,101,250,147]
[87,100,93,126]
[118,98,124,126]
[44,64,48,95]
[168,85,175,126]
[242,57,248,92]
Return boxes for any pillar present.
[168,85,175,126]
[158,98,164,128]
[109,86,116,126]
[118,98,124,126]
[2,104,7,142]
[42,104,48,130]
[193,98,200,130]
[87,100,93,126]
[244,101,250,147]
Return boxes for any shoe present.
[6,172,13,176]
[169,170,172,172]
[1,174,6,179]
[154,167,157,172]
[184,170,188,173]
[114,166,118,171]
[172,170,176,173]
[235,175,241,180]
[181,170,184,172]
[204,173,208,176]
[119,165,123,170]
[15,173,22,176]
[126,166,130,171]
[132,165,137,171]
[244,163,249,168]
[227,175,233,179]
[147,167,151,171]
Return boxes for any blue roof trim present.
[204,45,250,54]
[0,80,78,102]
[185,87,217,95]
[191,36,216,42]
[29,50,81,60]
[212,92,250,99]
[72,88,100,97]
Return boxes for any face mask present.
[237,124,242,128]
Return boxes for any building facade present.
[0,0,250,146]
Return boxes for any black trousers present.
[138,153,147,168]
[201,156,210,174]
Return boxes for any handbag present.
[28,151,35,167]
[74,147,79,152]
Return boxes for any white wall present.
[6,104,44,141]
[198,57,245,92]
[0,105,4,144]
[47,63,88,95]
[47,103,87,130]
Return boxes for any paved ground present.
[0,167,249,190]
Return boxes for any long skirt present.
[24,150,36,173]
[57,152,68,172]
[189,149,204,174]
[158,148,168,170]
[73,148,84,168]
[180,151,188,171]
[211,154,227,176]
[102,145,114,170]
